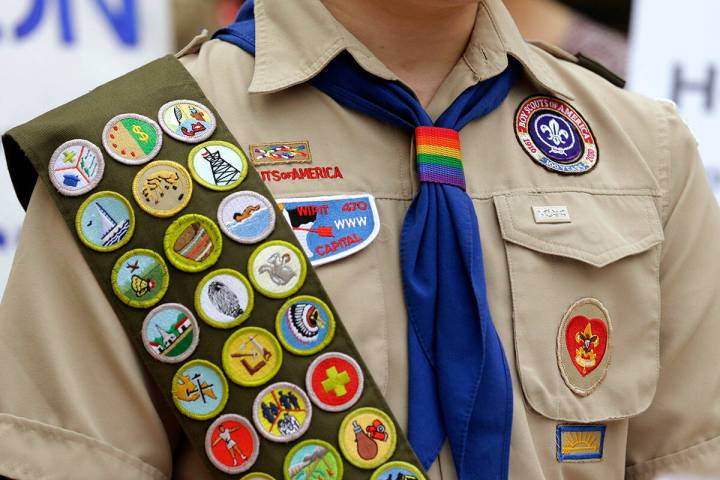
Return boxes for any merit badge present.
[338,407,397,469]
[370,461,427,480]
[515,96,598,174]
[102,113,162,165]
[222,327,283,387]
[188,141,248,191]
[111,249,169,308]
[163,214,223,273]
[132,160,193,218]
[284,439,343,480]
[75,191,134,252]
[48,139,104,196]
[205,414,260,474]
[276,194,379,266]
[306,352,364,412]
[556,424,606,462]
[558,297,612,396]
[248,241,307,299]
[141,303,199,364]
[195,269,254,329]
[172,359,229,420]
[217,191,276,245]
[253,382,312,443]
[249,141,311,166]
[158,99,216,143]
[276,296,335,356]
[240,474,276,480]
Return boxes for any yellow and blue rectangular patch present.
[556,424,605,462]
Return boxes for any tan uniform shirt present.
[2,1,720,478]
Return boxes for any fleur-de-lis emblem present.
[540,118,570,146]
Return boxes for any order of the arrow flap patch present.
[276,194,380,267]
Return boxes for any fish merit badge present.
[48,139,104,196]
[111,249,169,308]
[142,303,199,364]
[158,99,216,143]
[248,241,307,299]
[306,352,364,412]
[284,439,343,480]
[277,194,380,266]
[218,191,276,245]
[102,113,162,165]
[75,191,135,252]
[163,214,223,273]
[515,96,598,174]
[195,268,254,329]
[222,327,283,387]
[188,141,248,191]
[250,141,312,166]
[172,359,229,420]
[370,461,427,480]
[132,160,193,218]
[338,407,397,470]
[556,424,606,462]
[558,298,612,396]
[252,382,312,443]
[205,414,260,474]
[276,296,335,356]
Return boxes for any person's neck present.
[320,0,479,107]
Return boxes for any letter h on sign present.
[671,63,716,112]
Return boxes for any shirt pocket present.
[493,191,664,422]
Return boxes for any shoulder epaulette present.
[530,41,626,89]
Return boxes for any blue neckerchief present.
[216,3,519,478]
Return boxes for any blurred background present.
[0,0,716,300]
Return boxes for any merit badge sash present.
[3,56,425,480]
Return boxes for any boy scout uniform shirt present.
[1,0,720,478]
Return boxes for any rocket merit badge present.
[276,194,380,266]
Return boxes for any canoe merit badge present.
[276,296,335,356]
[338,407,397,469]
[252,382,312,443]
[248,241,307,299]
[205,414,260,474]
[556,424,606,462]
[102,113,162,165]
[172,359,229,420]
[132,160,192,218]
[306,352,364,412]
[249,141,312,166]
[222,327,283,387]
[163,214,223,273]
[75,191,134,252]
[515,96,598,175]
[158,99,216,143]
[370,461,427,480]
[141,303,199,364]
[188,141,248,191]
[557,297,612,396]
[111,249,169,308]
[218,191,276,244]
[277,194,380,266]
[284,439,343,480]
[48,139,104,196]
[195,269,254,329]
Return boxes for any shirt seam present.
[625,432,720,478]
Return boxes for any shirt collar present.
[248,0,573,100]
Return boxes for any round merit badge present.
[133,160,193,218]
[188,141,248,191]
[111,249,169,308]
[240,474,275,480]
[515,96,598,174]
[142,303,199,364]
[205,414,260,474]
[158,99,216,143]
[222,327,283,387]
[284,439,343,480]
[306,352,364,412]
[338,407,397,469]
[248,241,307,299]
[276,296,335,356]
[370,461,427,480]
[172,359,229,420]
[75,191,134,252]
[195,269,254,329]
[102,113,162,165]
[163,214,223,273]
[48,139,104,196]
[252,382,312,443]
[218,191,276,244]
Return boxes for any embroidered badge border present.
[556,424,606,462]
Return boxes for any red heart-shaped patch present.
[565,315,608,376]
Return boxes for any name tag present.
[532,205,571,224]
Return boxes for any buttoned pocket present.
[494,191,664,422]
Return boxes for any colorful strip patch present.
[250,141,311,166]
[415,126,465,190]
[556,424,606,462]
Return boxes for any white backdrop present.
[0,0,172,295]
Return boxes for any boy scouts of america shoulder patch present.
[284,439,343,480]
[205,413,260,474]
[276,194,380,267]
[48,139,105,196]
[515,96,598,175]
